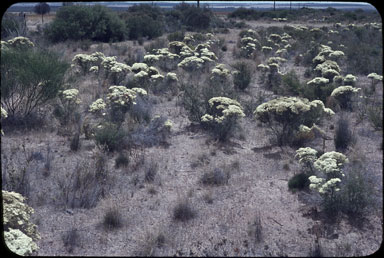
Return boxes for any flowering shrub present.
[72,52,131,85]
[6,36,35,49]
[254,97,334,146]
[367,72,383,92]
[3,190,40,255]
[295,147,318,173]
[53,88,82,129]
[330,85,360,110]
[201,97,245,141]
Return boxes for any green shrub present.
[368,106,383,130]
[281,70,302,95]
[94,123,126,152]
[1,45,69,119]
[233,61,252,91]
[339,163,372,217]
[103,206,123,230]
[45,5,126,42]
[174,3,212,30]
[115,152,129,169]
[120,4,165,40]
[1,14,27,38]
[172,199,197,222]
[288,173,309,191]
[334,116,353,152]
[70,132,81,152]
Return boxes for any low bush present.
[62,228,80,253]
[115,152,129,169]
[172,199,197,222]
[94,123,126,152]
[233,61,252,91]
[103,206,123,230]
[288,173,309,191]
[334,116,353,152]
[247,212,263,243]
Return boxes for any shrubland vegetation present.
[1,3,382,256]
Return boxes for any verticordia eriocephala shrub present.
[201,97,245,141]
[254,96,334,146]
[3,190,40,256]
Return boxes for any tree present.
[34,2,50,23]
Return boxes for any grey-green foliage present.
[1,47,69,118]
[45,5,126,42]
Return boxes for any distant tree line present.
[43,3,214,43]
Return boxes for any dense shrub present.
[1,43,69,119]
[233,61,252,91]
[172,199,197,222]
[339,162,373,218]
[102,206,123,230]
[115,152,129,169]
[201,97,245,142]
[1,14,27,38]
[94,123,126,152]
[281,70,302,95]
[120,4,164,40]
[334,116,353,152]
[45,5,126,42]
[174,3,212,30]
[288,173,309,191]
[254,97,334,146]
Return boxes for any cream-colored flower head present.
[331,86,360,97]
[89,98,106,113]
[201,97,245,124]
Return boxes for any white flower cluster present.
[254,97,334,119]
[343,74,357,84]
[89,98,107,113]
[307,77,329,86]
[314,151,348,176]
[273,17,287,22]
[3,191,40,255]
[6,36,35,49]
[257,64,270,72]
[210,64,231,81]
[239,30,260,58]
[1,107,7,135]
[178,56,205,71]
[165,72,178,82]
[330,85,360,97]
[367,73,383,81]
[1,107,7,119]
[309,176,341,194]
[201,97,245,124]
[106,85,146,107]
[72,52,131,82]
[295,147,318,165]
[61,89,81,104]
[261,46,273,53]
